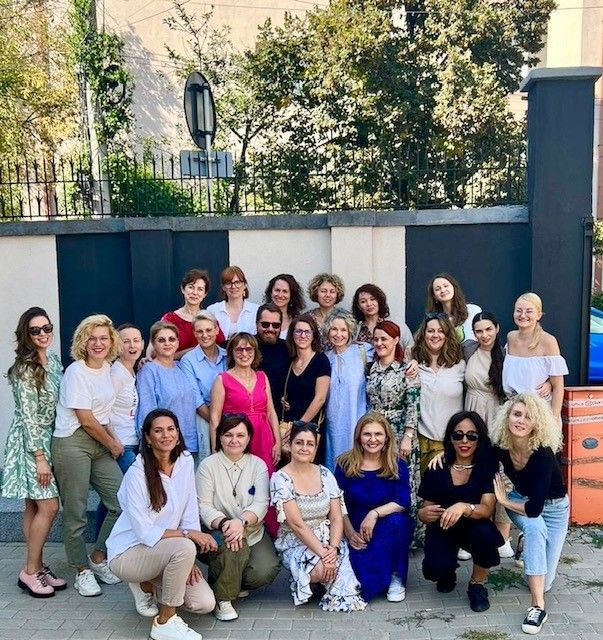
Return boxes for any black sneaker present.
[436,572,456,593]
[522,606,548,634]
[467,582,490,612]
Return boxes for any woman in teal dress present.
[2,307,66,597]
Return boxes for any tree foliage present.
[0,0,78,156]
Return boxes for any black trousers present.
[423,518,503,582]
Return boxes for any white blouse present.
[106,452,200,562]
[206,300,260,339]
[502,353,569,399]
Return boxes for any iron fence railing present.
[0,142,526,220]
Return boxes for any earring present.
[146,442,151,448]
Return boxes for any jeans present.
[95,445,138,537]
[506,490,569,591]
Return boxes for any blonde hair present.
[70,314,121,362]
[192,311,218,328]
[336,412,399,479]
[492,393,562,453]
[308,273,345,304]
[516,292,543,350]
[150,321,179,343]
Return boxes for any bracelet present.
[372,509,380,518]
[217,517,229,531]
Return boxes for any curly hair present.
[307,273,345,304]
[219,265,249,300]
[7,307,52,392]
[412,315,462,367]
[351,284,390,321]
[492,393,562,453]
[264,274,305,318]
[286,314,323,356]
[226,332,262,370]
[515,292,544,350]
[336,412,400,479]
[426,273,469,327]
[324,309,357,346]
[70,314,121,362]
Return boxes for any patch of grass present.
[389,609,456,628]
[565,576,603,592]
[558,555,581,565]
[486,567,525,592]
[459,631,510,640]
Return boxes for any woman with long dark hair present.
[107,409,216,640]
[264,273,305,339]
[3,307,66,597]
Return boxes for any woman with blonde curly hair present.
[335,412,413,602]
[52,314,124,597]
[307,273,345,350]
[502,293,568,420]
[492,393,568,635]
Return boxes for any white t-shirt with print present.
[110,360,139,446]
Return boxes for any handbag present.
[279,363,294,456]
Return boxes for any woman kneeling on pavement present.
[419,411,502,613]
[196,413,280,622]
[107,409,216,640]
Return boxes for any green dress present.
[1,353,62,499]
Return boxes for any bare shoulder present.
[540,332,561,356]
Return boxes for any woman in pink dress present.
[209,333,281,535]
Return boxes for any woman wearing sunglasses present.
[137,322,199,459]
[412,313,465,474]
[418,411,502,613]
[270,421,366,612]
[3,307,66,597]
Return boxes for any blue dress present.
[335,460,414,601]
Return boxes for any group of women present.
[2,266,570,638]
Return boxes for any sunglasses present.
[451,431,479,442]
[234,346,255,354]
[292,420,320,432]
[259,321,281,329]
[156,336,177,343]
[29,324,53,336]
[425,312,449,321]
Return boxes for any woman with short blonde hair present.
[307,273,345,350]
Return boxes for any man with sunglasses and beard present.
[255,304,291,412]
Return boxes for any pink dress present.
[220,370,279,536]
[220,370,275,475]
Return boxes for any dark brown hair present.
[352,284,390,321]
[286,314,322,357]
[181,268,210,292]
[7,307,51,392]
[264,274,305,317]
[426,272,469,327]
[141,409,186,512]
[226,332,262,369]
[412,315,463,367]
[215,413,254,453]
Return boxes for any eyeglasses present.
[234,346,255,354]
[29,324,53,336]
[225,280,244,288]
[88,335,110,344]
[259,321,282,329]
[425,312,449,321]
[293,328,313,337]
[156,336,178,344]
[451,431,479,442]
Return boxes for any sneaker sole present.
[522,613,548,634]
[386,593,406,602]
[74,585,102,597]
[17,579,55,598]
[214,612,238,621]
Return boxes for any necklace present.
[226,463,243,498]
[451,463,474,471]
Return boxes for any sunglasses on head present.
[425,312,449,321]
[259,321,281,329]
[292,420,319,432]
[451,430,479,442]
[29,324,53,336]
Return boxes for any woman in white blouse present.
[196,413,280,623]
[206,266,259,341]
[107,409,216,640]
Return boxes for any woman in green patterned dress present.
[2,307,66,597]
[366,321,421,521]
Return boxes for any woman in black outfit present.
[418,411,502,613]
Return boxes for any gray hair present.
[325,309,357,344]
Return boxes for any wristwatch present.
[182,529,190,538]
[467,504,476,516]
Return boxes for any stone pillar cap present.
[520,66,602,92]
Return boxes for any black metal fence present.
[0,142,526,220]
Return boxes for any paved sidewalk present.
[0,528,601,640]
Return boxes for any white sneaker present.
[237,590,250,599]
[214,600,238,621]
[129,582,159,617]
[150,614,202,640]
[457,548,472,561]
[498,539,515,559]
[74,569,102,597]
[386,573,406,602]
[88,556,121,585]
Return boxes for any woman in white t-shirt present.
[51,315,124,598]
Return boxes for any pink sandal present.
[17,569,55,598]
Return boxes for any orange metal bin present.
[561,386,603,525]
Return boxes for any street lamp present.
[184,72,216,150]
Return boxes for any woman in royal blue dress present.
[335,412,414,602]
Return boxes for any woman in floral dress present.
[366,321,421,522]
[2,307,66,597]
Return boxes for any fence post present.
[521,67,602,385]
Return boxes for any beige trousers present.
[110,538,215,612]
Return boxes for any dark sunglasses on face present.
[29,324,53,336]
[156,336,177,343]
[259,321,282,329]
[451,430,479,442]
